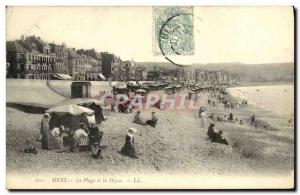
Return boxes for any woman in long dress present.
[40,113,50,150]
[200,111,207,129]
[121,128,138,159]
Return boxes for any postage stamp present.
[153,6,194,56]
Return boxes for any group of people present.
[202,87,263,146]
[198,107,229,145]
[133,111,158,128]
[207,123,229,145]
[33,109,145,160]
[36,113,104,158]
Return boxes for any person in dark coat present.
[250,114,256,126]
[207,123,229,145]
[40,113,50,150]
[89,103,106,124]
[145,112,158,127]
[120,128,138,159]
[213,130,229,145]
[207,123,216,140]
[88,124,104,149]
[95,104,104,123]
[118,103,127,113]
[228,113,234,122]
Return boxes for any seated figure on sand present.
[24,138,38,154]
[120,128,138,159]
[207,123,229,145]
[50,125,65,152]
[91,142,102,159]
[145,112,158,127]
[133,111,145,125]
[73,123,89,152]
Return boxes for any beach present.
[6,86,294,179]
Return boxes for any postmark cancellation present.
[153,6,194,56]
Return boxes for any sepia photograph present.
[5,6,295,189]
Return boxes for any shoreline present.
[224,85,294,138]
[232,81,294,88]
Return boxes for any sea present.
[228,84,294,138]
[228,84,294,118]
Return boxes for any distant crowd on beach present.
[198,87,261,146]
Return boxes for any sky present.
[6,6,294,64]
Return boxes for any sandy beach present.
[6,89,294,178]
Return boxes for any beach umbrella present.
[128,127,138,134]
[200,106,207,111]
[56,98,99,106]
[46,104,94,116]
[114,85,127,89]
[136,89,146,93]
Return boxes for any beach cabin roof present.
[55,98,100,106]
[46,104,94,116]
[135,89,146,93]
[114,85,127,89]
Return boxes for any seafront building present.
[6,35,239,83]
[67,48,86,81]
[6,36,55,80]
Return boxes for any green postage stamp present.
[153,6,194,56]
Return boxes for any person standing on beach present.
[199,109,207,129]
[250,114,256,126]
[229,113,234,122]
[40,113,50,150]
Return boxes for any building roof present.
[67,48,81,58]
[26,36,49,48]
[16,39,41,54]
[6,41,29,53]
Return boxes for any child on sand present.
[24,139,38,154]
[91,142,102,159]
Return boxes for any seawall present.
[6,79,153,108]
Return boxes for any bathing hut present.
[71,81,92,98]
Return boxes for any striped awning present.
[99,73,105,80]
[53,74,72,80]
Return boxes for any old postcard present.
[6,6,294,189]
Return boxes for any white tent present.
[46,104,94,116]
